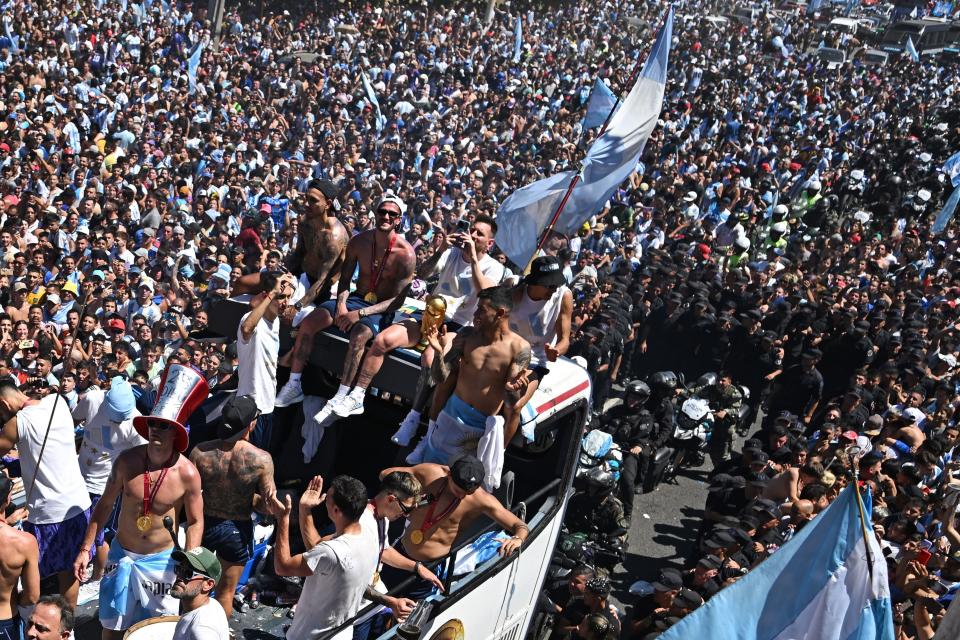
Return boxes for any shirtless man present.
[378,457,527,599]
[407,285,531,490]
[189,394,282,617]
[762,462,824,508]
[0,476,39,639]
[503,256,573,444]
[233,180,348,313]
[343,215,505,429]
[275,194,416,420]
[73,365,204,639]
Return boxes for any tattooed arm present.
[505,341,532,405]
[430,327,472,386]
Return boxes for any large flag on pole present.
[933,184,960,234]
[496,8,673,267]
[658,485,894,640]
[943,150,960,187]
[512,17,522,63]
[906,36,920,62]
[583,79,618,130]
[361,69,387,133]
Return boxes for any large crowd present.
[0,0,956,638]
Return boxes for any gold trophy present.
[415,295,448,352]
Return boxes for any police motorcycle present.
[660,372,716,483]
[549,430,629,574]
[839,168,868,213]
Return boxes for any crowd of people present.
[0,0,957,638]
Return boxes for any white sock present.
[289,372,302,384]
[334,384,350,399]
[348,386,366,399]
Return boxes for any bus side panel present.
[410,499,570,640]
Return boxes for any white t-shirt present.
[286,525,379,639]
[172,599,229,640]
[18,395,92,523]
[236,311,279,415]
[77,401,145,495]
[434,248,508,325]
[354,508,389,625]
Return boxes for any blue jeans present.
[251,412,274,453]
[353,611,389,640]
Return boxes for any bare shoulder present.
[328,218,350,244]
[176,453,201,480]
[116,445,146,470]
[413,462,447,484]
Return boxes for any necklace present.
[138,452,173,532]
[410,484,460,545]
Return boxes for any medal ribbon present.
[142,455,171,520]
[418,485,460,538]
[368,234,396,296]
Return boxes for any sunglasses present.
[145,419,174,431]
[393,495,415,516]
[377,208,402,219]
[174,564,208,581]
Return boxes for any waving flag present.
[361,69,387,133]
[187,38,206,94]
[512,17,522,63]
[943,151,960,187]
[906,36,920,62]
[659,485,893,640]
[933,184,960,234]
[496,8,673,267]
[583,79,618,130]
[2,16,19,53]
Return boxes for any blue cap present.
[105,377,137,422]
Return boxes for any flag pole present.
[846,445,876,581]
[527,12,667,268]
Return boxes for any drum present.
[123,615,180,639]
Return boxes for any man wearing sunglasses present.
[169,546,229,639]
[276,195,416,422]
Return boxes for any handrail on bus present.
[317,477,564,640]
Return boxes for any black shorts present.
[201,516,254,564]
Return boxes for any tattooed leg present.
[341,324,374,388]
[289,308,333,373]
[354,320,420,391]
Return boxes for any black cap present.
[308,178,341,200]
[653,568,684,591]
[218,394,259,440]
[674,588,704,610]
[697,554,722,570]
[525,256,566,287]
[450,455,485,492]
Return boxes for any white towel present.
[477,416,504,491]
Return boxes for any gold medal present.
[136,514,152,532]
[364,292,378,304]
[410,529,424,545]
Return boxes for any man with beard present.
[276,195,416,419]
[169,547,229,639]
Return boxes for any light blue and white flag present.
[512,16,522,63]
[933,184,960,234]
[906,36,920,62]
[807,0,823,14]
[910,5,920,18]
[659,485,894,640]
[495,8,673,267]
[583,79,618,130]
[187,37,206,94]
[361,69,387,133]
[2,16,19,53]
[943,151,960,187]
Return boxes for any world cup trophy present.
[415,295,448,352]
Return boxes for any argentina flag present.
[659,485,894,640]
[495,8,673,267]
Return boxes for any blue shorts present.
[0,616,21,640]
[24,508,92,578]
[201,515,254,564]
[319,295,394,336]
[89,492,121,548]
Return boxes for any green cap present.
[173,547,222,584]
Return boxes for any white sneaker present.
[332,394,365,418]
[77,579,100,605]
[392,411,421,446]
[313,400,338,424]
[275,381,304,407]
